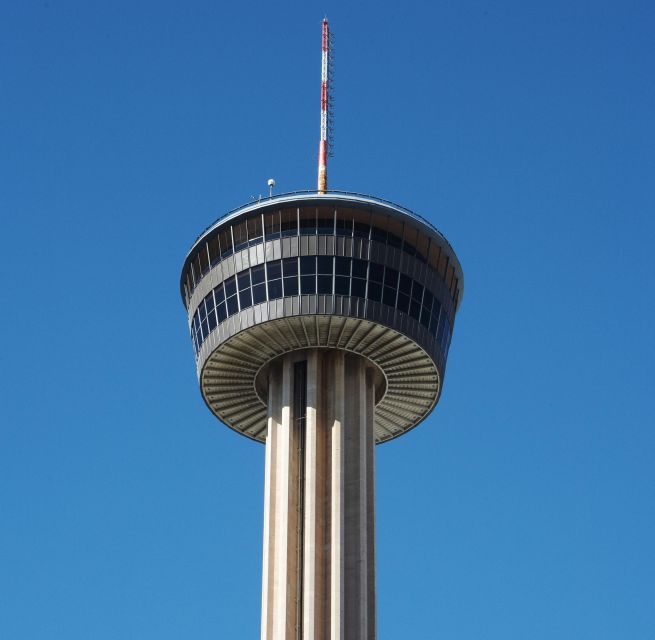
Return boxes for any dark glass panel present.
[283,276,298,296]
[335,257,351,276]
[300,256,316,274]
[248,216,263,245]
[335,276,350,295]
[217,302,227,322]
[281,209,297,237]
[251,264,265,285]
[384,267,398,287]
[193,254,202,282]
[399,273,412,293]
[352,258,368,279]
[411,282,424,303]
[252,283,266,304]
[201,318,209,339]
[367,281,382,301]
[351,278,366,298]
[219,228,233,258]
[409,299,421,320]
[317,256,333,274]
[416,231,430,263]
[239,288,252,309]
[368,263,384,282]
[420,306,431,328]
[387,217,403,249]
[353,221,370,238]
[199,245,210,274]
[214,283,225,303]
[238,271,251,291]
[371,224,386,243]
[207,309,217,332]
[317,275,332,294]
[387,232,401,248]
[423,290,433,310]
[403,226,418,257]
[301,275,316,294]
[299,208,317,235]
[264,211,281,239]
[226,295,239,316]
[282,257,298,276]
[397,292,410,313]
[267,260,282,280]
[436,313,445,343]
[317,206,334,235]
[233,220,248,252]
[199,301,207,322]
[335,214,353,237]
[204,291,215,310]
[268,279,283,299]
[383,286,397,307]
[208,236,220,265]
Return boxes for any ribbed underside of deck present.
[200,315,440,444]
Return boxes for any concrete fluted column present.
[261,349,377,640]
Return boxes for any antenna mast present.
[317,17,332,193]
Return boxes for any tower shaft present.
[261,350,376,640]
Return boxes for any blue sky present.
[1,1,654,638]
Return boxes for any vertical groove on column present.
[330,351,345,640]
[303,351,326,640]
[271,358,300,640]
[262,364,281,640]
[365,368,376,640]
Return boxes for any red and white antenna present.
[317,17,333,193]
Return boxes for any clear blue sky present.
[1,1,654,638]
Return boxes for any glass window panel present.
[383,286,396,307]
[201,318,209,338]
[420,306,431,328]
[300,275,316,294]
[335,275,350,295]
[368,263,384,282]
[399,273,412,293]
[248,216,263,245]
[317,207,334,235]
[281,209,297,237]
[300,256,316,274]
[335,212,353,237]
[416,232,429,263]
[267,260,282,280]
[193,254,202,281]
[207,309,217,332]
[351,209,371,239]
[214,284,225,304]
[352,258,367,279]
[226,295,239,316]
[268,279,283,299]
[317,275,332,294]
[397,292,410,313]
[252,283,266,304]
[208,236,220,265]
[238,271,251,291]
[384,267,398,287]
[239,288,252,309]
[217,301,227,322]
[251,264,265,285]
[299,207,317,235]
[219,228,233,258]
[204,291,214,310]
[367,281,382,301]
[423,290,433,310]
[351,278,366,298]
[265,211,281,239]
[436,313,446,343]
[233,221,248,252]
[224,276,237,298]
[199,302,207,322]
[387,217,403,248]
[282,257,298,276]
[403,226,418,256]
[409,299,421,320]
[371,221,387,243]
[283,276,298,296]
[317,256,333,274]
[335,257,351,276]
[411,282,424,303]
[199,245,209,274]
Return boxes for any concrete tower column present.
[261,349,377,640]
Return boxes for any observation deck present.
[180,191,464,444]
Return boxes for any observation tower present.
[179,19,464,640]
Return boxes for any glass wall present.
[183,206,461,307]
[190,256,453,359]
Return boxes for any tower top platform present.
[180,191,464,443]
